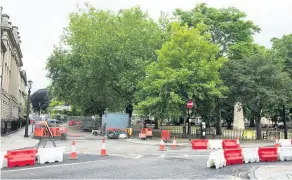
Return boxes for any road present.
[2,147,291,179]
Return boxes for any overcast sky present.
[1,0,292,93]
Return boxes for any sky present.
[1,0,292,93]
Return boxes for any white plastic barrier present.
[0,151,7,169]
[278,139,292,147]
[37,147,65,164]
[208,140,223,149]
[207,150,226,169]
[278,147,292,161]
[242,148,259,163]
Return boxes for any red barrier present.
[4,148,38,168]
[161,130,170,141]
[191,139,209,149]
[222,139,240,149]
[224,148,243,165]
[139,130,147,140]
[146,128,152,138]
[258,147,278,162]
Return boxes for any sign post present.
[187,100,193,140]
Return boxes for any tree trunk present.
[215,98,222,135]
[227,118,232,130]
[154,117,159,129]
[249,116,255,127]
[255,112,262,140]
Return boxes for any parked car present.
[106,131,120,139]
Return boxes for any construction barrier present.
[146,128,152,138]
[258,147,278,162]
[278,147,292,161]
[278,139,292,147]
[37,147,65,164]
[191,139,208,149]
[207,150,226,169]
[139,130,147,140]
[224,148,243,166]
[161,130,170,142]
[222,140,240,149]
[242,148,259,163]
[0,151,7,169]
[208,140,223,149]
[4,148,38,168]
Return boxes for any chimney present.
[2,14,9,27]
[12,26,19,43]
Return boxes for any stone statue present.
[233,102,245,130]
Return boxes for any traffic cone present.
[100,137,107,156]
[236,136,240,144]
[275,136,279,147]
[159,139,165,151]
[68,140,78,160]
[172,136,177,150]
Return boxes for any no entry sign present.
[187,100,193,109]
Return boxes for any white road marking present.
[184,154,188,157]
[160,154,166,158]
[1,160,103,173]
[133,155,144,159]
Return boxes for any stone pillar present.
[233,102,245,130]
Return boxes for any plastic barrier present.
[222,140,240,149]
[242,148,259,163]
[0,151,7,169]
[146,128,152,138]
[258,147,278,162]
[161,130,170,142]
[37,147,65,164]
[191,139,209,149]
[207,150,226,169]
[278,147,292,161]
[278,139,292,147]
[139,130,147,140]
[224,148,243,165]
[5,148,38,168]
[208,140,223,149]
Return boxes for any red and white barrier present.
[37,147,65,164]
[207,150,226,169]
[278,139,292,147]
[278,147,292,161]
[0,151,7,169]
[242,148,259,163]
[208,140,223,149]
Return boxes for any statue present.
[233,102,245,130]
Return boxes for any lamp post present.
[24,80,33,138]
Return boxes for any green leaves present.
[136,23,227,119]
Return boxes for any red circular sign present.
[187,100,193,109]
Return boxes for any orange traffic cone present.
[172,136,177,149]
[100,137,107,156]
[275,136,279,147]
[68,140,78,160]
[159,139,165,151]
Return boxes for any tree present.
[30,89,50,113]
[271,34,292,78]
[135,23,227,136]
[174,3,260,134]
[46,4,166,120]
[221,53,292,139]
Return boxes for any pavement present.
[248,164,292,180]
[1,125,39,151]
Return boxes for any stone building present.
[1,9,27,134]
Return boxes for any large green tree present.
[46,4,166,118]
[136,23,227,136]
[174,3,260,134]
[221,52,292,139]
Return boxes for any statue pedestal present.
[233,102,245,130]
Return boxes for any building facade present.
[1,9,27,134]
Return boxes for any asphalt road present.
[2,153,291,179]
